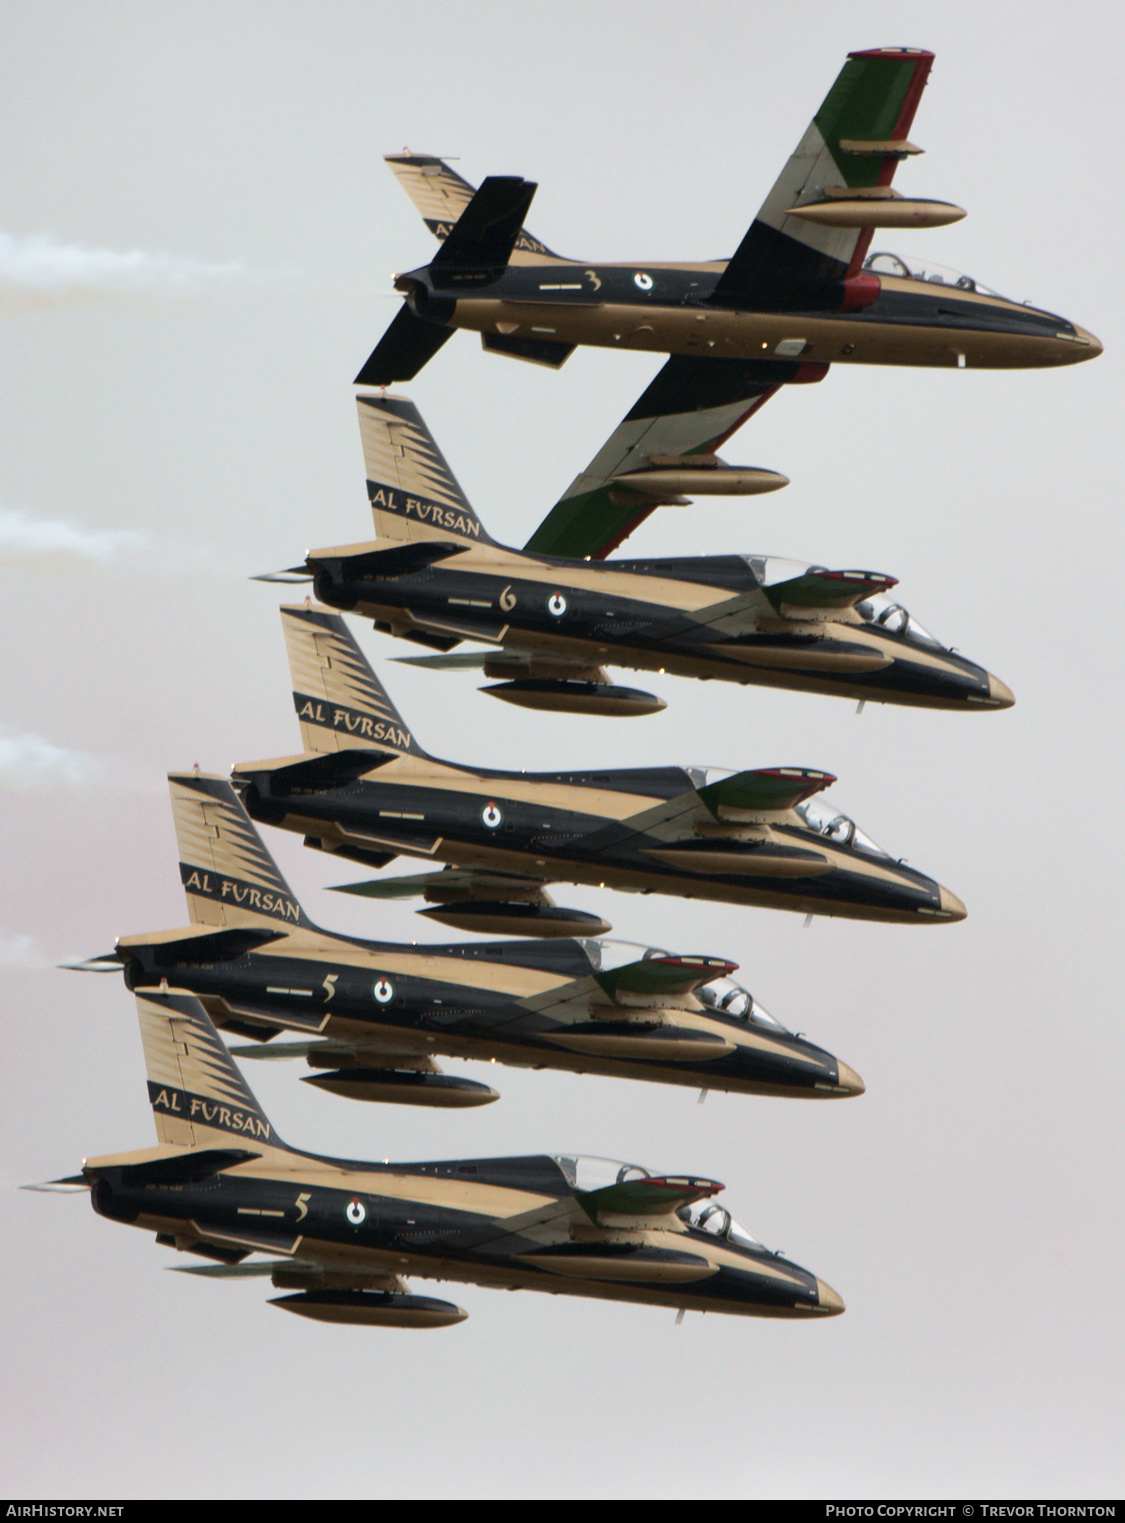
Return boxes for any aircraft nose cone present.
[988,673,1015,709]
[1074,325,1103,360]
[814,1279,846,1315]
[938,886,967,922]
[835,1062,866,1097]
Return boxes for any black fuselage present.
[311,545,1000,711]
[117,930,849,1099]
[90,1152,825,1317]
[237,753,954,925]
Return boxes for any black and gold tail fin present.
[357,394,494,547]
[384,152,562,263]
[137,988,288,1152]
[168,771,313,931]
[281,603,423,757]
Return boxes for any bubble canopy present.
[864,249,1007,298]
[796,795,890,859]
[553,1156,655,1192]
[679,1199,764,1251]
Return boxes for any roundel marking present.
[482,800,503,829]
[548,591,567,617]
[499,585,517,612]
[373,977,394,1004]
[634,271,654,291]
[346,1197,366,1226]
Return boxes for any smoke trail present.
[0,228,247,311]
[0,506,146,568]
[0,931,40,968]
[0,727,103,790]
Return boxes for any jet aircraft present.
[231,604,967,934]
[268,393,1014,718]
[67,770,863,1104]
[31,989,847,1326]
[357,48,1101,392]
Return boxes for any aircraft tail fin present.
[356,394,495,547]
[281,603,423,757]
[137,989,288,1151]
[385,153,561,262]
[168,771,313,931]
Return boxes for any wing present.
[525,354,820,560]
[713,47,935,305]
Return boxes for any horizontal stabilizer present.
[764,568,897,613]
[230,1039,335,1062]
[354,304,455,387]
[172,1259,290,1278]
[430,176,538,283]
[697,767,836,817]
[119,926,288,967]
[251,567,312,584]
[117,1149,262,1186]
[392,649,495,670]
[21,1176,90,1193]
[59,953,122,972]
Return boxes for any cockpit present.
[677,1199,764,1251]
[695,975,790,1033]
[854,590,944,650]
[578,937,690,973]
[795,794,890,860]
[578,939,788,1033]
[552,1158,766,1252]
[863,250,1006,299]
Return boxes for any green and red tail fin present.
[714,47,934,303]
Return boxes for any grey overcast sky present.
[1,0,1122,1500]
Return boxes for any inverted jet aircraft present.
[231,604,967,934]
[357,48,1100,391]
[270,393,1014,718]
[67,771,862,1104]
[31,989,846,1326]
